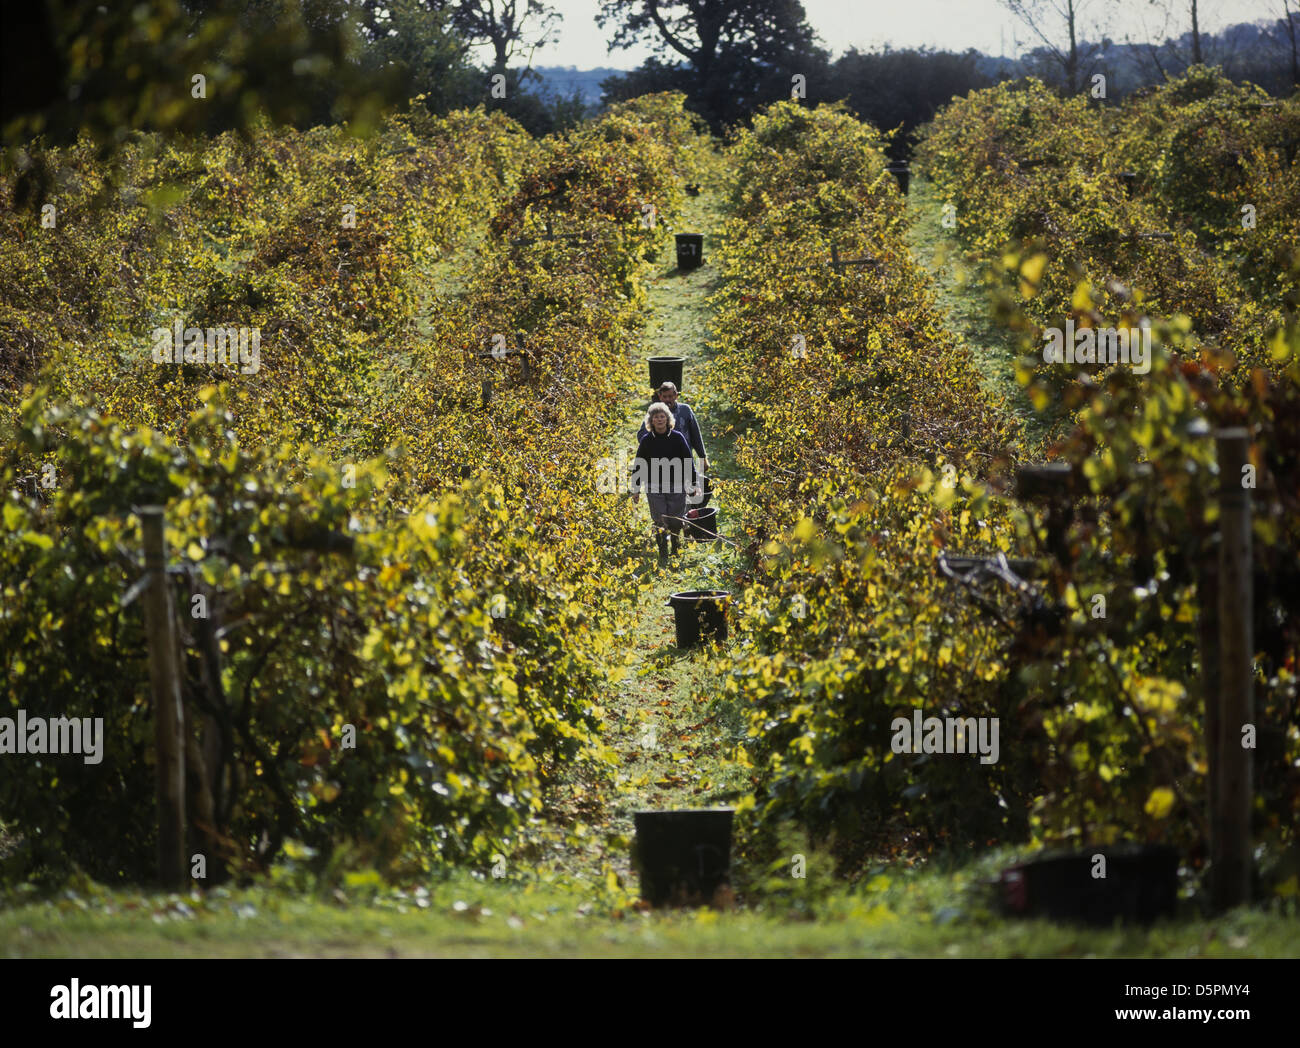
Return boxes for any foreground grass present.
[3,859,1297,958]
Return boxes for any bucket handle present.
[659,514,737,547]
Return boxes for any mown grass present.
[3,858,1296,958]
[903,175,1053,452]
[560,181,754,889]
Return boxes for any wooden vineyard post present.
[1213,429,1253,910]
[1015,463,1075,564]
[826,245,879,273]
[517,333,532,383]
[139,506,188,890]
[511,214,582,248]
[1198,554,1221,902]
[477,333,532,398]
[1014,462,1073,499]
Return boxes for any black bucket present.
[683,505,718,541]
[633,808,734,907]
[999,845,1178,926]
[675,233,704,270]
[886,163,911,196]
[666,589,729,649]
[648,356,684,391]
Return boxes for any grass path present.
[904,176,1047,451]
[576,186,752,893]
[369,186,748,894]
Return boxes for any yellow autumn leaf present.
[1144,786,1176,819]
[1020,253,1047,286]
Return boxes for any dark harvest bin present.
[675,233,704,270]
[633,808,734,907]
[648,356,684,391]
[667,589,729,649]
[684,505,718,541]
[999,845,1178,926]
[886,163,911,195]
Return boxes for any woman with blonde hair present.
[632,401,695,563]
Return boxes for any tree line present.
[4,1,1298,162]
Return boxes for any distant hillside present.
[527,15,1295,114]
[528,66,626,106]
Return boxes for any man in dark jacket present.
[637,381,708,479]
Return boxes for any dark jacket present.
[634,429,694,493]
[638,401,706,459]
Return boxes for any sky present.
[493,0,1285,70]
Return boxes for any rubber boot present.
[656,532,669,564]
[670,532,680,556]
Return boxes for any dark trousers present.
[646,492,687,534]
